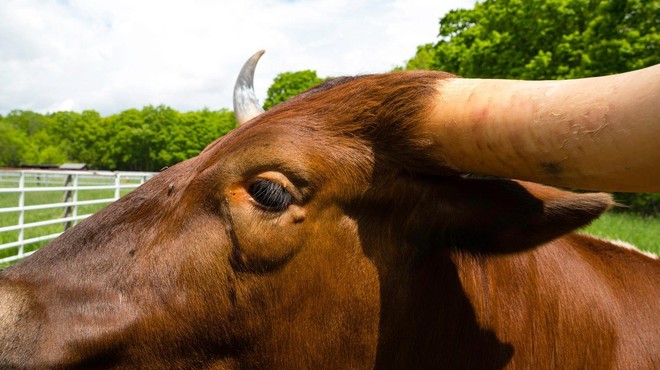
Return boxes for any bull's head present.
[0,51,658,368]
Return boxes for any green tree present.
[0,121,30,167]
[401,43,437,71]
[263,70,325,110]
[34,145,68,165]
[3,110,50,136]
[141,105,181,170]
[405,0,659,79]
[48,110,104,167]
[101,109,150,171]
[0,110,66,166]
[178,109,237,159]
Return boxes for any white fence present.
[0,169,156,264]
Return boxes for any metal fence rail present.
[0,169,156,264]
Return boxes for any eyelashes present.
[248,179,294,212]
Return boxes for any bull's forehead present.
[192,109,373,195]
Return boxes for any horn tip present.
[233,50,267,126]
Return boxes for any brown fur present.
[0,72,658,369]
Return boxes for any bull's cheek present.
[229,203,305,272]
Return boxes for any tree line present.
[0,107,236,172]
[402,0,657,79]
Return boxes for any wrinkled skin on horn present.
[425,65,660,192]
[0,54,658,368]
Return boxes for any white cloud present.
[0,0,476,116]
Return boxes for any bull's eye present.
[248,179,293,212]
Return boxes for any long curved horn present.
[233,50,266,125]
[423,64,660,192]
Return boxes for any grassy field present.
[2,190,658,268]
[581,212,659,255]
[0,183,135,268]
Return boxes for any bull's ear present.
[438,178,613,253]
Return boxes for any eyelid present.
[253,171,303,202]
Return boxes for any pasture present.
[0,189,128,262]
[582,212,659,255]
[0,170,153,267]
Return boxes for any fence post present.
[114,174,121,200]
[17,171,26,258]
[71,174,79,228]
[62,174,77,231]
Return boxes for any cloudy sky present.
[0,0,477,116]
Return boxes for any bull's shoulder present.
[552,233,659,303]
[557,233,659,368]
[456,233,658,369]
[566,232,658,272]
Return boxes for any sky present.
[0,0,477,116]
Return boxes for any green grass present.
[0,180,137,268]
[581,211,659,255]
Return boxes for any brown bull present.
[0,51,658,369]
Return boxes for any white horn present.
[233,50,266,125]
